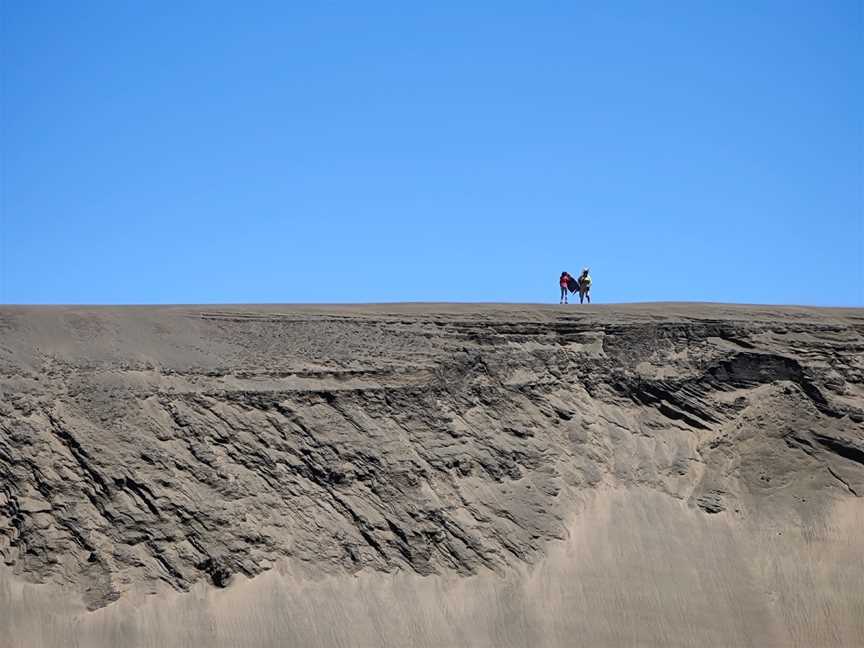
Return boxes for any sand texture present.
[1,303,862,647]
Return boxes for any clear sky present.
[2,1,862,305]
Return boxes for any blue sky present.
[2,1,861,305]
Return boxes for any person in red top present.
[559,271,572,304]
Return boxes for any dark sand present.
[1,303,862,647]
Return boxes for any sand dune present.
[1,304,862,647]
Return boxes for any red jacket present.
[560,274,571,288]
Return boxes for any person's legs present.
[560,286,566,303]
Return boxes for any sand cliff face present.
[1,304,863,647]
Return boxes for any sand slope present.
[1,304,862,647]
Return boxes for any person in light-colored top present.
[577,268,591,304]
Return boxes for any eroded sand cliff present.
[1,304,862,647]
